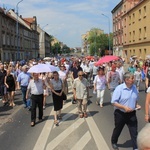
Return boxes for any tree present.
[87,28,113,56]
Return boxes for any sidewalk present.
[0,90,23,128]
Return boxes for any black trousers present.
[31,94,43,122]
[111,109,138,149]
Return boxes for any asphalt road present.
[0,80,147,150]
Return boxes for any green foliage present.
[87,28,113,56]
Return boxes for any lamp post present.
[102,13,111,55]
[16,0,23,61]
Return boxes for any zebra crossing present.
[33,92,110,150]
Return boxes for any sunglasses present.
[79,74,83,76]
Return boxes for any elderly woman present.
[93,67,107,108]
[49,71,64,126]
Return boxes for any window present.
[124,34,126,43]
[144,27,147,39]
[144,6,146,18]
[139,9,141,20]
[124,5,126,13]
[139,28,141,40]
[144,49,146,55]
[133,31,135,42]
[129,15,131,25]
[124,18,126,27]
[129,32,131,42]
[133,13,135,24]
[2,33,6,45]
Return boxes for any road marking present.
[71,131,91,150]
[33,108,54,150]
[86,109,110,150]
[33,100,73,150]
[53,107,77,129]
[46,118,84,150]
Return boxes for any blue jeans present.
[21,86,28,106]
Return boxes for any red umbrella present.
[95,55,119,66]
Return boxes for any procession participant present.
[93,67,107,107]
[73,71,89,118]
[49,71,64,126]
[4,67,16,107]
[17,65,31,108]
[0,64,8,105]
[134,67,142,92]
[111,72,141,150]
[108,65,121,97]
[58,65,68,104]
[26,73,45,127]
[145,86,150,122]
[137,124,150,150]
[70,61,83,104]
[116,61,125,83]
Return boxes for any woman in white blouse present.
[93,67,107,108]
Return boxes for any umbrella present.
[27,64,57,73]
[43,57,51,60]
[95,55,119,66]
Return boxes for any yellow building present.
[81,29,104,55]
[112,0,150,62]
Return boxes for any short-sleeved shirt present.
[27,79,44,95]
[17,72,31,86]
[73,77,89,99]
[111,83,139,112]
[134,71,141,81]
[51,79,62,91]
[93,75,107,90]
[109,71,120,89]
[71,67,83,79]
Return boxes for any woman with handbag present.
[49,71,64,126]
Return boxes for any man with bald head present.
[73,71,89,118]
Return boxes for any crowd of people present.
[0,55,150,149]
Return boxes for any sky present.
[1,0,121,48]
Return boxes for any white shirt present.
[93,75,107,90]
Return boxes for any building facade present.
[0,8,39,62]
[81,29,104,56]
[112,0,150,62]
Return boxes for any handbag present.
[62,92,67,100]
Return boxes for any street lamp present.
[102,13,111,55]
[16,0,23,61]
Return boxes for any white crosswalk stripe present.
[46,118,84,150]
[33,90,110,150]
[71,131,91,150]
